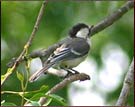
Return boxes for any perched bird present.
[29,23,93,82]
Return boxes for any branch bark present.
[116,58,134,106]
[24,73,90,106]
[1,0,48,86]
[91,0,134,36]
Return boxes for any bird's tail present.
[29,62,55,82]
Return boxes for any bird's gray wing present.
[29,38,90,82]
[47,38,90,63]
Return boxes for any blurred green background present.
[1,1,134,106]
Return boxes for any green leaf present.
[28,93,52,106]
[39,85,49,93]
[24,85,49,98]
[49,94,67,106]
[1,102,17,106]
[29,101,41,106]
[16,71,24,82]
[30,93,44,101]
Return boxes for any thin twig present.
[24,73,90,106]
[1,0,48,86]
[116,58,134,106]
[91,0,134,36]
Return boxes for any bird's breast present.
[60,55,87,68]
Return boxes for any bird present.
[29,23,93,82]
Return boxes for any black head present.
[69,23,93,38]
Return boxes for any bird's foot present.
[64,68,80,78]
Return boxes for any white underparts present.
[47,68,68,77]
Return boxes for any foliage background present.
[1,1,134,106]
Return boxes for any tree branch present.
[116,58,134,106]
[25,73,90,106]
[1,0,48,86]
[10,0,134,63]
[91,0,134,36]
[6,1,134,67]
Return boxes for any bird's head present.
[69,23,94,39]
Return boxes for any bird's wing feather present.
[29,62,55,82]
[48,38,90,63]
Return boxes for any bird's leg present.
[60,67,74,78]
[69,68,80,74]
[60,67,80,78]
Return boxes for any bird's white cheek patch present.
[76,28,89,38]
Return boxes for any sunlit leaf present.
[29,101,41,106]
[1,75,5,81]
[30,93,44,101]
[48,94,67,106]
[24,85,49,98]
[16,71,24,82]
